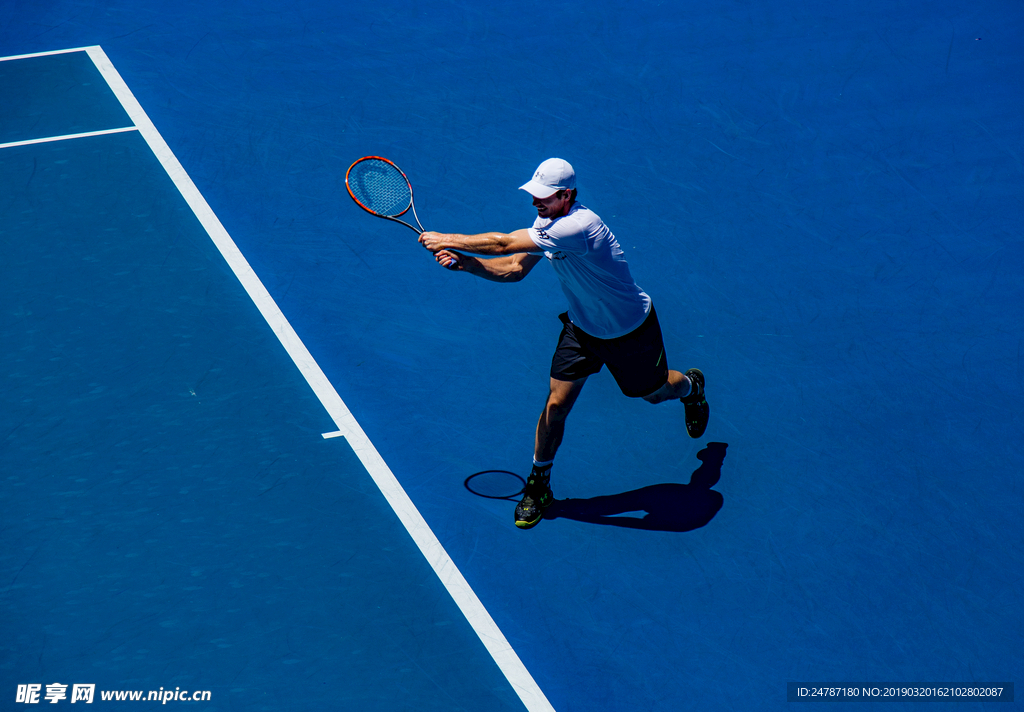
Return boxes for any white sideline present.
[0,44,554,712]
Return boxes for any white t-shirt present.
[528,203,651,339]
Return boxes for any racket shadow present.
[543,442,729,532]
[464,470,526,501]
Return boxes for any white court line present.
[321,431,345,439]
[0,46,97,62]
[58,45,555,712]
[0,126,137,151]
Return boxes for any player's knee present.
[544,395,574,421]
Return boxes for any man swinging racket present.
[418,158,709,529]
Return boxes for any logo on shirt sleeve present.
[537,229,568,259]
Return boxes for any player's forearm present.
[437,232,520,256]
[461,254,529,282]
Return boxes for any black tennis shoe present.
[515,468,553,529]
[681,368,709,439]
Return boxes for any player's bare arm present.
[434,249,542,282]
[419,228,537,256]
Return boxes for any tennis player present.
[419,158,709,529]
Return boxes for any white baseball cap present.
[519,158,576,199]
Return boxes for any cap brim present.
[519,180,559,199]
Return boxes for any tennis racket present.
[346,156,461,270]
[345,156,425,234]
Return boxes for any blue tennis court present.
[2,2,1021,710]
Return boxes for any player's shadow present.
[544,442,728,532]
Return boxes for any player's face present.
[532,190,573,219]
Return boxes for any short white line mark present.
[0,46,98,62]
[0,126,138,151]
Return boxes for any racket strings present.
[348,159,412,217]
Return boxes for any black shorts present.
[550,306,669,398]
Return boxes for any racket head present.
[346,156,414,219]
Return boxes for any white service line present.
[76,45,555,712]
[0,126,137,151]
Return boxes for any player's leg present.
[535,376,588,463]
[642,369,690,404]
[516,314,601,530]
[638,367,709,439]
[516,376,587,530]
[602,306,710,438]
[676,368,709,439]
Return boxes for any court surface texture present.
[1,2,1021,710]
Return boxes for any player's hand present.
[418,231,446,252]
[434,250,463,271]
